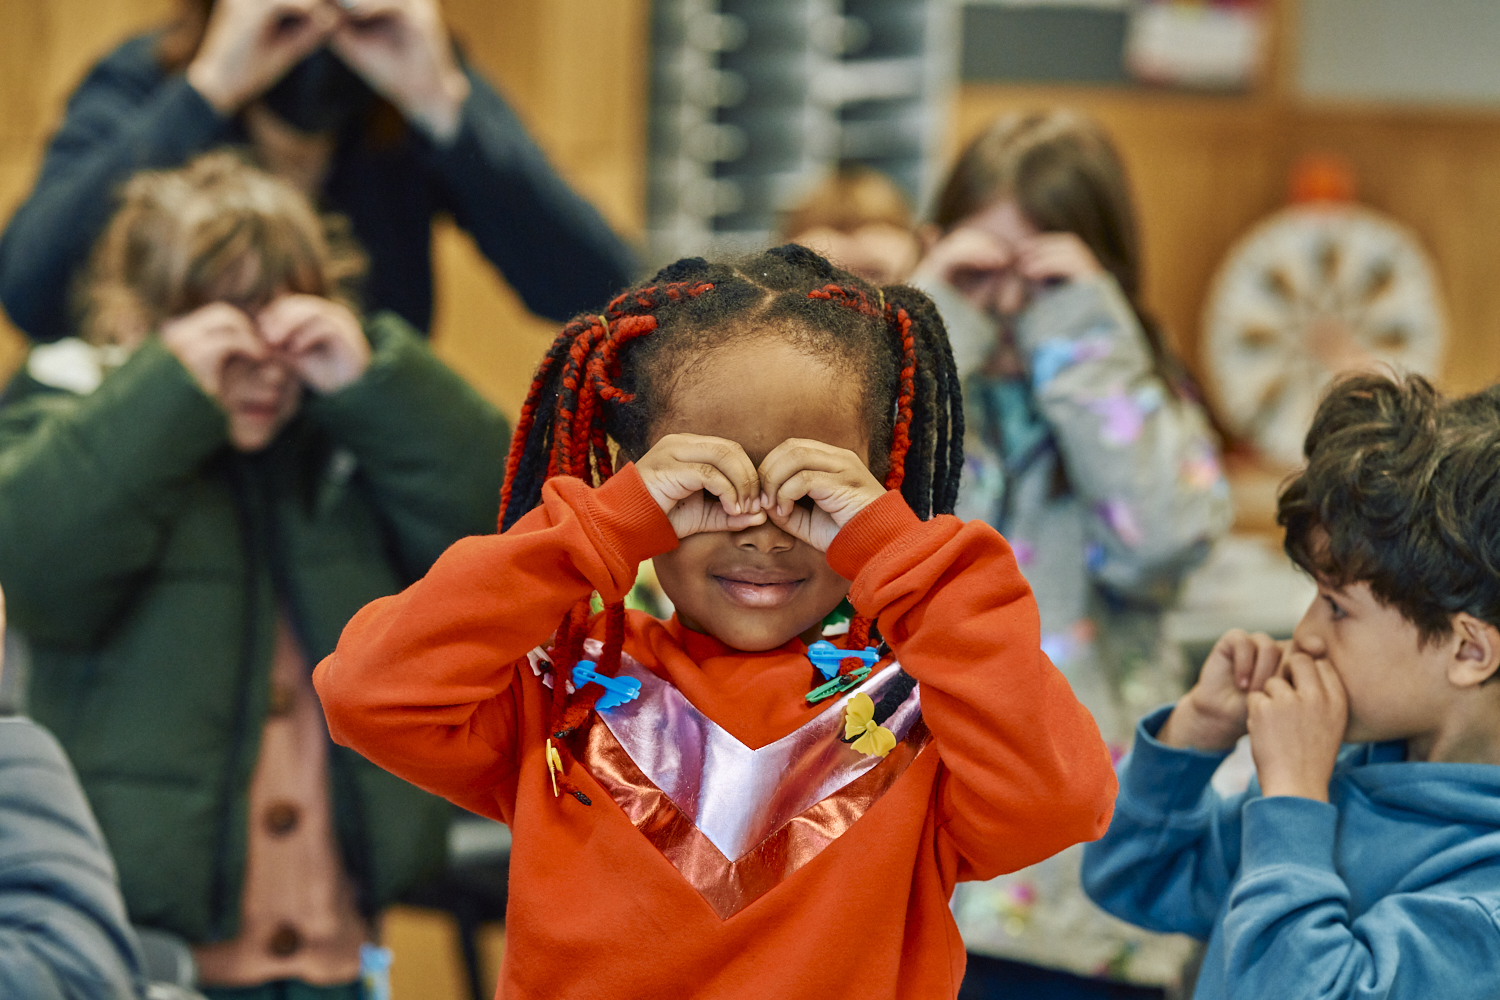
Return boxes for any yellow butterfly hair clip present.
[843,692,897,758]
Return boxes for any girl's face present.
[950,199,1039,317]
[648,337,871,652]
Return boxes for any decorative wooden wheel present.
[1203,203,1446,467]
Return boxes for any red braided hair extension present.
[500,281,716,804]
[883,303,918,492]
[805,284,922,668]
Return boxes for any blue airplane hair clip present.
[807,640,881,680]
[572,660,642,711]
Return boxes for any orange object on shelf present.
[1289,153,1357,204]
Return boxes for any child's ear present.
[1448,613,1500,689]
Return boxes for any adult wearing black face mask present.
[0,0,638,344]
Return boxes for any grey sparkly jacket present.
[922,274,1233,985]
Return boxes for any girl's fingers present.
[766,469,825,516]
[758,439,869,513]
[660,436,761,512]
[723,510,767,531]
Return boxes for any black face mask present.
[261,48,375,134]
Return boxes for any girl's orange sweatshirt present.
[314,466,1117,999]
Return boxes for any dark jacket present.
[0,716,148,998]
[0,313,509,942]
[0,33,638,342]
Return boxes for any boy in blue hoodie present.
[1081,372,1500,1000]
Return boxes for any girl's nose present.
[734,518,794,553]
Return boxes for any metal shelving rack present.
[647,0,956,266]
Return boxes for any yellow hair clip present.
[843,692,897,758]
[546,738,563,797]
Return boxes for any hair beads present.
[501,245,963,805]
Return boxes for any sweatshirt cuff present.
[826,490,923,581]
[1240,795,1339,874]
[580,464,679,568]
[1118,705,1233,816]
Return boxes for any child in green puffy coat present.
[0,152,509,1000]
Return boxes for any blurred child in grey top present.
[911,109,1233,996]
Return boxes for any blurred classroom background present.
[7,0,1500,995]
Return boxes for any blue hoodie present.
[1081,706,1500,999]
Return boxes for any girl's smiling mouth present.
[713,571,806,609]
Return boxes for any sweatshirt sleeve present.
[1219,799,1500,1000]
[0,718,147,1000]
[1080,706,1244,940]
[0,36,232,342]
[1014,275,1232,603]
[314,465,677,816]
[826,491,1118,882]
[423,65,638,322]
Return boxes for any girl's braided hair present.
[501,244,962,803]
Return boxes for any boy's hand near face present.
[258,295,370,393]
[636,434,769,539]
[757,439,885,552]
[1159,629,1286,753]
[1248,652,1348,802]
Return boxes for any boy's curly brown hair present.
[1278,371,1500,644]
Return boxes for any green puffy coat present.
[0,312,510,942]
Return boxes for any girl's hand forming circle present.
[911,227,1015,307]
[635,434,768,539]
[757,439,885,553]
[257,294,370,393]
[1016,232,1105,284]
